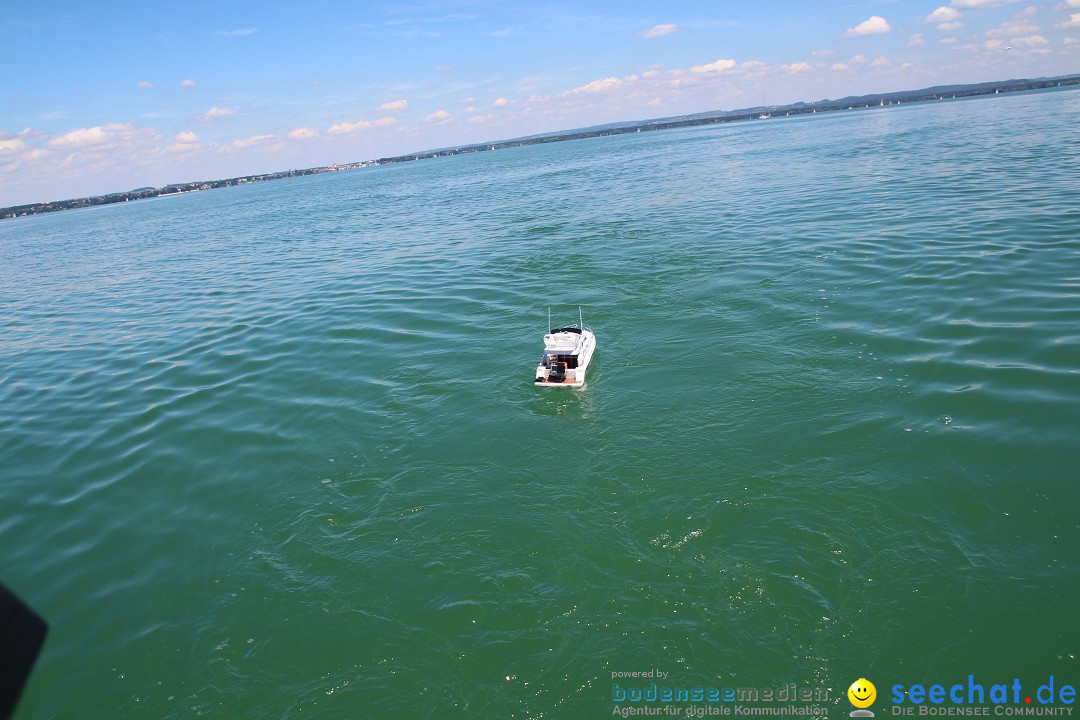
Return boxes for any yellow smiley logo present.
[848,679,877,709]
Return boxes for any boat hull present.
[534,329,595,388]
[534,378,586,388]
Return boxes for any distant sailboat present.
[758,94,771,120]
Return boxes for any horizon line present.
[4,73,1079,219]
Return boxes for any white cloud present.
[909,33,927,45]
[1010,33,1049,44]
[43,123,161,157]
[941,36,959,42]
[1,124,166,203]
[460,96,476,104]
[1066,36,1080,43]
[811,48,835,58]
[845,16,892,37]
[377,99,408,112]
[871,55,891,66]
[374,116,396,127]
[781,62,812,73]
[288,127,318,139]
[426,109,451,122]
[180,79,197,88]
[167,131,200,153]
[690,58,737,74]
[48,125,114,148]
[638,24,685,39]
[985,38,1005,48]
[952,0,1021,7]
[468,114,494,124]
[328,120,372,135]
[1058,12,1080,26]
[832,62,850,71]
[231,134,274,149]
[137,80,155,89]
[1056,0,1080,8]
[195,106,237,122]
[565,76,622,94]
[988,19,1038,35]
[494,97,510,107]
[1015,6,1038,16]
[927,6,962,22]
[939,21,966,30]
[849,53,867,63]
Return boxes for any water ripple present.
[2,87,1079,719]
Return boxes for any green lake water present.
[2,87,1079,718]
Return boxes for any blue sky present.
[2,0,1078,205]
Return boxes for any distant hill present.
[440,74,1080,154]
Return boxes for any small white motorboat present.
[534,307,596,387]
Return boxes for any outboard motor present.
[548,362,567,383]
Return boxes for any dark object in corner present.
[0,583,47,720]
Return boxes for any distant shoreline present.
[3,74,1078,220]
[0,164,376,221]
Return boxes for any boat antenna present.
[548,306,551,334]
[579,305,583,329]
